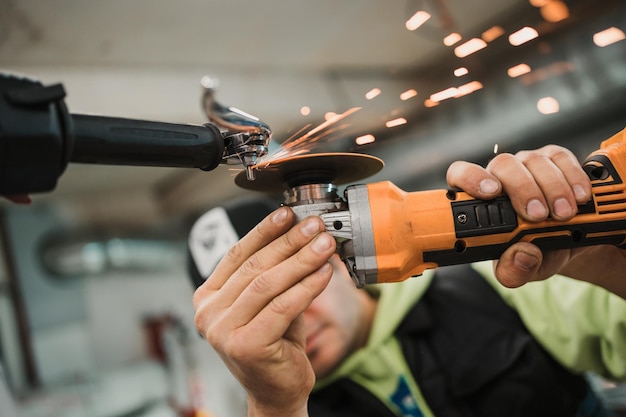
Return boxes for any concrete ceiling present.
[1,0,625,230]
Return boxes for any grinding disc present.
[235,152,384,192]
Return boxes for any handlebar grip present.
[70,114,225,171]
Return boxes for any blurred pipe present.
[39,236,185,279]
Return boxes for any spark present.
[281,124,313,145]
[260,107,362,164]
[228,168,244,177]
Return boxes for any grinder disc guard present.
[234,152,384,192]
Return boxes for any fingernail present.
[318,262,332,274]
[573,185,588,202]
[513,251,539,271]
[479,179,499,195]
[312,233,333,253]
[526,199,548,219]
[554,198,574,218]
[272,207,288,224]
[301,218,321,236]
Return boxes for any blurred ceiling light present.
[406,10,432,31]
[424,98,439,108]
[356,134,376,145]
[455,81,483,97]
[444,32,462,46]
[537,97,560,114]
[400,89,418,100]
[365,88,382,100]
[300,106,311,116]
[324,111,338,121]
[430,81,484,103]
[454,67,469,77]
[431,87,459,102]
[529,0,550,7]
[386,118,408,128]
[509,27,539,46]
[482,26,505,42]
[454,38,488,58]
[593,27,626,47]
[508,63,532,77]
[540,1,569,22]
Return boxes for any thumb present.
[493,242,543,288]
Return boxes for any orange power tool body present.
[237,129,626,287]
[325,128,626,286]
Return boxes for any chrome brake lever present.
[201,76,271,181]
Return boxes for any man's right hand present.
[193,207,335,417]
[447,145,626,299]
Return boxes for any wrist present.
[247,397,309,417]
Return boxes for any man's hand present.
[193,207,336,417]
[447,145,626,299]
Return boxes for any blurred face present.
[303,255,378,379]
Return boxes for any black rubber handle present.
[70,114,225,171]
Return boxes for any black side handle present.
[71,114,225,171]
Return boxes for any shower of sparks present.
[254,107,363,172]
[228,167,245,177]
[280,124,314,146]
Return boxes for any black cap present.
[187,198,277,288]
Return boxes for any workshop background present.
[1,0,625,416]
